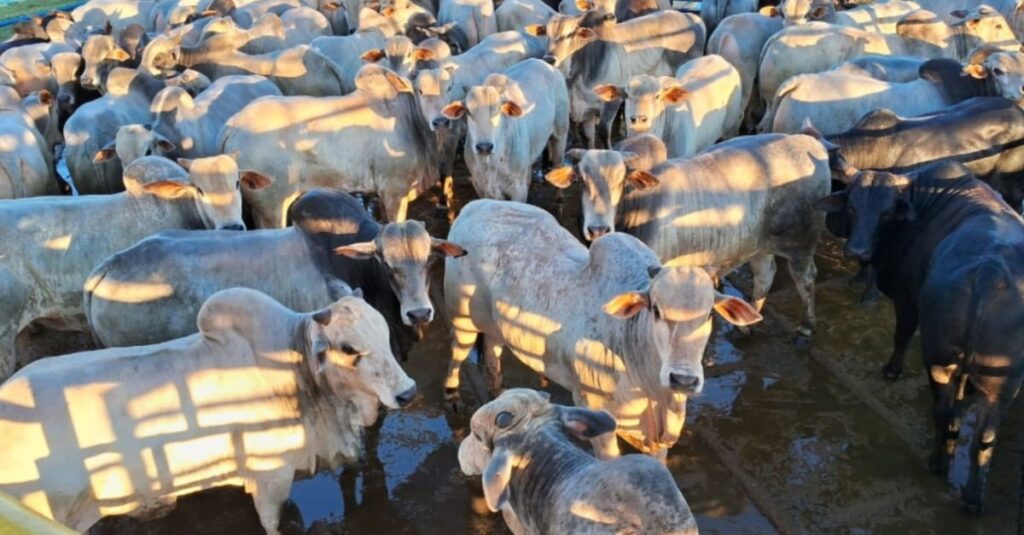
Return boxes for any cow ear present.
[592,84,623,102]
[545,166,576,189]
[305,326,329,376]
[384,71,413,93]
[441,101,467,120]
[813,192,846,213]
[108,47,131,61]
[154,135,177,153]
[809,5,828,19]
[713,292,762,326]
[524,24,545,36]
[412,47,434,60]
[481,448,514,512]
[500,101,522,117]
[381,6,396,16]
[141,180,194,199]
[603,291,649,319]
[560,406,616,440]
[240,170,272,190]
[37,89,53,105]
[432,238,467,257]
[576,27,595,39]
[93,140,118,163]
[334,241,379,259]
[360,48,385,63]
[627,170,658,189]
[964,64,987,79]
[103,20,113,34]
[950,8,967,17]
[575,0,593,10]
[660,85,688,104]
[177,158,193,171]
[759,5,779,16]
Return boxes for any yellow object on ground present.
[0,492,74,535]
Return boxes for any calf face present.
[813,170,914,263]
[773,0,833,26]
[95,124,175,165]
[544,149,652,241]
[139,155,272,231]
[49,52,82,116]
[415,66,456,130]
[525,12,602,71]
[441,84,524,158]
[594,75,684,139]
[947,6,1018,46]
[964,49,1024,102]
[335,220,466,326]
[80,34,131,91]
[457,388,616,511]
[604,266,761,394]
[303,295,417,409]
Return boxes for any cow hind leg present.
[785,254,817,340]
[248,476,293,535]
[926,363,959,476]
[883,297,919,380]
[961,397,1001,514]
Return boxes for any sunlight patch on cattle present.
[670,204,746,229]
[84,277,175,304]
[42,235,72,251]
[383,139,406,157]
[0,420,46,484]
[569,500,621,524]
[0,135,18,151]
[242,425,307,471]
[187,368,301,428]
[66,382,119,448]
[127,383,189,439]
[85,452,136,504]
[164,433,238,488]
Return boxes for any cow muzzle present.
[543,55,556,65]
[668,372,702,395]
[80,76,97,90]
[405,307,433,325]
[586,225,610,240]
[843,244,871,264]
[395,384,417,407]
[475,142,494,156]
[218,222,246,231]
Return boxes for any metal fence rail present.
[0,0,83,29]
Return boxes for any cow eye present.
[235,179,240,190]
[652,304,662,320]
[194,187,204,196]
[341,343,357,355]
[352,354,363,367]
[994,67,1006,76]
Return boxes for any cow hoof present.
[881,364,902,381]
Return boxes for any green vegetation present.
[0,0,76,39]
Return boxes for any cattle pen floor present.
[22,175,1024,535]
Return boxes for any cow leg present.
[748,253,777,313]
[926,363,959,475]
[0,329,15,381]
[786,254,817,339]
[383,188,419,223]
[444,326,478,405]
[482,337,504,397]
[248,475,292,535]
[581,118,598,149]
[882,298,918,380]
[962,396,1000,514]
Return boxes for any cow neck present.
[946,23,982,62]
[567,38,611,89]
[129,191,206,229]
[507,424,592,530]
[178,44,215,67]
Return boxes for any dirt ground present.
[22,173,1023,535]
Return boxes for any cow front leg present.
[581,117,598,149]
[786,253,817,340]
[883,298,918,380]
[748,253,777,315]
[248,475,293,535]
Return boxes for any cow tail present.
[758,74,801,134]
[959,262,1005,395]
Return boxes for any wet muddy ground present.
[26,174,1024,535]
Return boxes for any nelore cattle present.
[0,288,415,534]
[828,96,1024,210]
[85,189,465,360]
[444,200,760,461]
[815,160,1024,513]
[458,389,699,534]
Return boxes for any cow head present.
[948,6,1018,47]
[458,388,616,512]
[594,75,684,139]
[95,124,176,165]
[604,264,761,395]
[301,293,418,409]
[131,154,271,231]
[964,46,1024,101]
[335,220,465,326]
[414,65,458,131]
[48,52,82,118]
[361,35,439,79]
[80,34,132,91]
[776,0,834,26]
[545,148,655,241]
[526,12,600,72]
[813,169,914,263]
[141,34,182,76]
[441,79,527,163]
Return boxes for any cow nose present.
[432,116,448,129]
[475,142,494,155]
[543,55,556,65]
[844,244,871,263]
[57,94,72,108]
[669,373,701,394]
[587,225,610,238]
[406,307,433,325]
[396,385,417,407]
[80,76,95,89]
[219,223,246,231]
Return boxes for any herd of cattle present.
[0,0,1021,530]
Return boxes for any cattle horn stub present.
[712,292,762,326]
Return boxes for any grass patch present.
[0,0,77,39]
